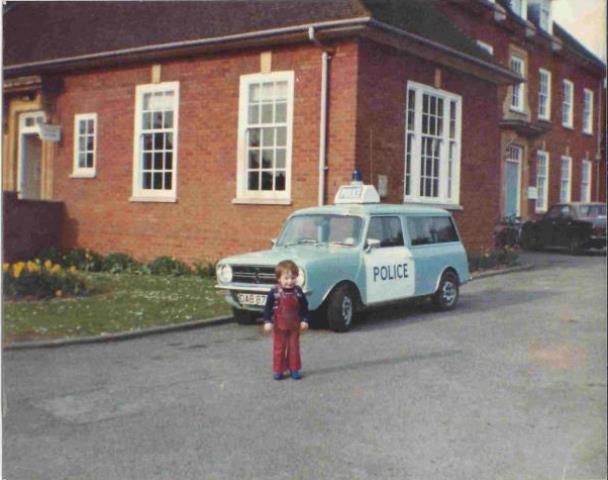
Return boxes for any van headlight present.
[296,266,306,287]
[216,264,233,283]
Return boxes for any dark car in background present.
[520,202,606,254]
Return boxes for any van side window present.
[407,216,459,245]
[367,216,404,248]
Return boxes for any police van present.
[216,178,470,332]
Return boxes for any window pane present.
[261,172,273,190]
[249,84,260,103]
[248,172,259,190]
[78,153,86,168]
[78,136,86,152]
[261,104,273,123]
[164,133,173,150]
[143,113,152,130]
[262,149,273,168]
[143,172,152,189]
[152,112,163,129]
[86,136,94,151]
[164,172,172,190]
[154,133,163,149]
[86,153,94,168]
[248,105,260,125]
[154,152,163,170]
[143,93,153,110]
[143,153,152,170]
[248,151,260,169]
[275,171,286,191]
[276,127,287,147]
[153,172,163,189]
[87,119,95,134]
[165,152,173,170]
[143,134,153,151]
[275,102,287,123]
[275,81,288,100]
[164,111,174,129]
[275,149,286,169]
[248,129,260,147]
[261,82,273,101]
[262,128,274,147]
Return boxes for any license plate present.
[237,293,266,306]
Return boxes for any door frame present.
[504,144,523,217]
[17,111,46,199]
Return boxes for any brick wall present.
[2,191,64,262]
[52,42,359,263]
[356,39,502,251]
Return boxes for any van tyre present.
[327,285,355,332]
[432,272,459,310]
[233,308,258,325]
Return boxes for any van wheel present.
[232,308,258,325]
[327,285,355,332]
[432,273,459,310]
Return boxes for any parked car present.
[215,179,470,332]
[520,202,607,254]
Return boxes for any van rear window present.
[407,216,459,245]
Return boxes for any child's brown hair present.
[275,259,299,279]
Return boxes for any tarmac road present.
[2,250,606,480]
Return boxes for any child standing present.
[263,260,309,380]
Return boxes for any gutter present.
[595,78,603,201]
[368,19,522,83]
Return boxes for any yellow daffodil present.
[55,289,63,298]
[26,260,39,273]
[51,264,62,274]
[3,263,9,273]
[44,259,53,270]
[13,262,25,278]
[68,266,77,273]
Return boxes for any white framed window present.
[131,82,179,202]
[510,0,528,20]
[72,113,97,178]
[535,150,549,213]
[510,56,525,112]
[583,89,593,134]
[404,81,462,206]
[539,0,553,33]
[562,79,574,128]
[560,155,572,202]
[477,40,494,55]
[581,159,592,202]
[236,71,294,204]
[538,69,551,120]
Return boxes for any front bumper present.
[584,235,607,250]
[215,284,312,311]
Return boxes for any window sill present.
[509,107,525,114]
[70,172,96,179]
[562,124,574,130]
[232,197,292,205]
[130,195,177,203]
[404,200,463,211]
[537,117,551,123]
[582,131,593,137]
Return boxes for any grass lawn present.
[2,273,231,344]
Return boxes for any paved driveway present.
[2,251,606,480]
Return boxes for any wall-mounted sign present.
[377,175,388,197]
[37,124,61,142]
[527,186,538,200]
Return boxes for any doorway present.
[17,111,45,199]
[504,144,522,218]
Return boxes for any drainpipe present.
[595,78,603,201]
[308,26,330,206]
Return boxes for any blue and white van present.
[216,180,470,332]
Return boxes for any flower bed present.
[3,260,87,299]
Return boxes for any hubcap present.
[342,296,353,324]
[442,281,457,305]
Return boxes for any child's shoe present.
[291,370,302,380]
[273,372,284,380]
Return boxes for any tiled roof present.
[3,0,493,69]
[553,23,605,69]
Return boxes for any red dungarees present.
[272,288,302,374]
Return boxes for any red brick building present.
[2,1,605,263]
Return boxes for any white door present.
[363,216,415,304]
[504,145,522,217]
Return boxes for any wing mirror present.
[365,238,381,253]
[271,238,277,247]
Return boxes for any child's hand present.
[300,321,309,332]
[263,322,273,334]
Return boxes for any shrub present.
[147,256,191,276]
[192,261,217,278]
[34,247,64,266]
[63,248,104,272]
[467,247,519,272]
[101,252,142,273]
[3,260,87,299]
